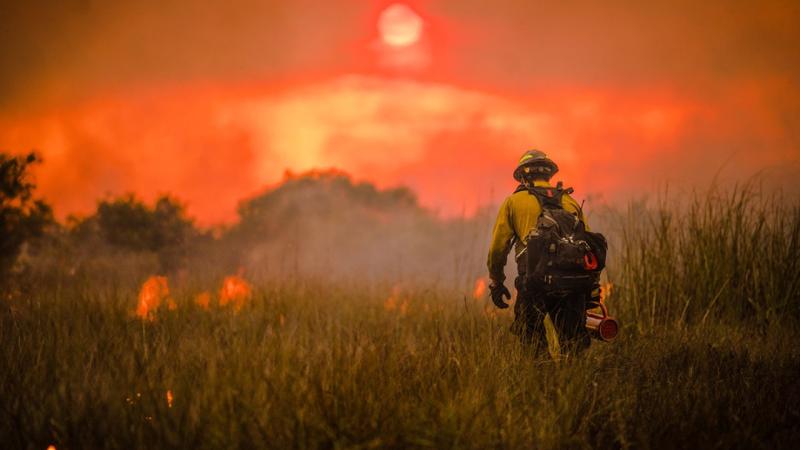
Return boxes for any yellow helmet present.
[513,149,558,182]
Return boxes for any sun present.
[378,4,423,47]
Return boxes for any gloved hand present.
[489,281,511,309]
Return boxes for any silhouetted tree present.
[224,170,443,280]
[0,152,53,278]
[94,194,196,273]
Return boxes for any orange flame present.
[166,390,174,408]
[384,285,409,316]
[600,282,613,304]
[219,275,252,311]
[194,291,211,309]
[135,276,170,321]
[384,285,399,311]
[473,277,488,299]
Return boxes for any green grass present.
[613,183,800,328]
[2,185,800,449]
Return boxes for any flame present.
[219,275,252,311]
[383,285,399,311]
[473,277,488,299]
[194,291,211,309]
[47,446,56,450]
[135,276,170,320]
[384,285,409,315]
[166,390,174,408]
[600,282,613,304]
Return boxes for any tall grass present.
[614,183,800,330]
[1,186,799,449]
[3,283,798,449]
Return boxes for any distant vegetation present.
[3,162,491,290]
[1,151,799,449]
[0,152,53,279]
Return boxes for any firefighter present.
[487,149,593,355]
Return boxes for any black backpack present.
[521,182,608,295]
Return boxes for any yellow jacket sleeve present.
[487,197,516,283]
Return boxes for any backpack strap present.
[530,183,566,210]
[514,182,575,210]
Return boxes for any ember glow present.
[1,1,797,224]
[384,285,410,316]
[195,291,212,310]
[472,277,487,300]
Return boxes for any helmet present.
[513,149,558,182]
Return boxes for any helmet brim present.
[513,160,559,181]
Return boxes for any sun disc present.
[378,4,423,47]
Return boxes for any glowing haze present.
[379,4,424,47]
[1,0,798,224]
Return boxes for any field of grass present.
[2,185,799,449]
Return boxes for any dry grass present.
[615,183,800,328]
[2,185,799,449]
[2,283,798,449]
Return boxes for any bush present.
[72,194,199,274]
[0,152,53,279]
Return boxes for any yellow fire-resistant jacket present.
[487,180,589,283]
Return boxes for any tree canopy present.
[0,152,53,277]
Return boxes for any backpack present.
[522,182,608,295]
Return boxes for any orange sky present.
[1,0,798,224]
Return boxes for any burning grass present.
[1,280,798,449]
[1,185,799,449]
[135,275,170,320]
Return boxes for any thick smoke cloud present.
[434,0,800,89]
[1,0,798,224]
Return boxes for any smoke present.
[3,74,797,224]
[220,169,488,285]
[0,0,362,111]
[1,0,799,225]
[433,0,800,90]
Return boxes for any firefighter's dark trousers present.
[512,276,591,355]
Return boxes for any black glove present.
[489,281,511,309]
